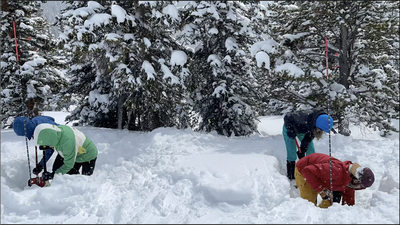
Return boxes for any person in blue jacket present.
[282,107,333,181]
[13,116,59,175]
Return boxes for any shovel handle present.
[35,146,38,166]
[294,137,301,153]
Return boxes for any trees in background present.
[177,1,268,136]
[56,1,189,131]
[1,1,67,127]
[1,1,398,137]
[265,1,399,136]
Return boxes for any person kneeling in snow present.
[13,116,60,175]
[33,124,98,179]
[295,153,374,208]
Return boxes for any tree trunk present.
[117,94,127,130]
[338,113,351,136]
[339,23,350,89]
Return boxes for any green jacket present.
[33,124,98,175]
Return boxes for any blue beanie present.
[13,117,36,140]
[315,114,333,133]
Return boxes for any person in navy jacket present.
[282,107,333,180]
[13,116,59,175]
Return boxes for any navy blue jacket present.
[13,116,59,167]
[283,107,327,152]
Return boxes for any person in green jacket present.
[33,123,98,179]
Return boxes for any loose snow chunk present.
[105,33,121,41]
[124,34,134,41]
[22,58,46,71]
[311,70,323,78]
[283,4,299,10]
[208,27,218,34]
[111,5,127,23]
[142,61,155,80]
[84,13,112,30]
[89,44,99,51]
[374,79,382,90]
[207,54,221,67]
[143,38,151,47]
[223,55,232,64]
[331,83,346,93]
[275,63,304,77]
[161,64,180,84]
[89,89,109,106]
[213,83,227,98]
[87,1,104,10]
[283,32,309,41]
[251,39,277,56]
[170,50,187,67]
[193,2,220,19]
[117,63,131,74]
[225,37,238,52]
[359,65,369,74]
[255,51,270,70]
[162,4,180,21]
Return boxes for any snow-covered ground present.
[1,112,399,224]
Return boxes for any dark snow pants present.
[52,154,97,176]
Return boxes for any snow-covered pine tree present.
[260,2,332,113]
[1,1,67,127]
[231,1,272,121]
[57,1,189,131]
[347,2,399,136]
[244,2,294,116]
[57,1,131,128]
[177,1,262,137]
[122,1,189,131]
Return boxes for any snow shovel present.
[28,146,45,187]
[294,137,305,159]
[39,145,52,187]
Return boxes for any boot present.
[286,161,296,181]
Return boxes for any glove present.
[300,143,308,154]
[39,145,53,150]
[43,171,55,181]
[319,189,332,201]
[32,164,43,175]
[286,130,296,139]
[297,151,305,159]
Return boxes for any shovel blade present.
[28,177,46,187]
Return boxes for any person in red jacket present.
[295,153,375,208]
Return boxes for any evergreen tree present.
[57,1,188,131]
[177,1,265,137]
[1,1,67,127]
[56,1,124,128]
[265,1,399,136]
[123,1,189,131]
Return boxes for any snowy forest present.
[1,1,399,137]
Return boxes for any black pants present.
[333,191,342,203]
[52,154,97,176]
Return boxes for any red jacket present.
[296,153,356,205]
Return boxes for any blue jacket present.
[13,116,59,167]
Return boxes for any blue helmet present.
[315,114,333,133]
[13,117,36,140]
